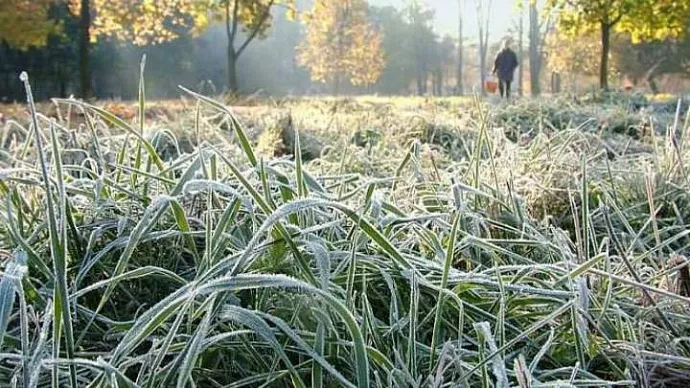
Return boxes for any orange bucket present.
[485,80,498,94]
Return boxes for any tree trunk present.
[435,68,443,95]
[1,43,9,100]
[227,48,238,93]
[551,72,561,94]
[475,0,492,97]
[600,23,611,90]
[479,47,487,96]
[647,75,659,94]
[456,0,464,95]
[79,0,91,98]
[416,64,424,95]
[528,1,540,96]
[333,75,342,96]
[518,0,524,97]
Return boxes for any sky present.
[370,0,520,43]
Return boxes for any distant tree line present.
[1,0,689,101]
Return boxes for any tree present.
[207,0,295,93]
[612,32,690,93]
[298,0,385,94]
[456,0,464,94]
[406,1,436,95]
[0,1,82,101]
[369,6,417,94]
[548,0,690,90]
[434,35,456,95]
[546,30,611,92]
[517,1,524,96]
[66,0,208,98]
[526,0,553,96]
[473,0,492,96]
[508,1,531,96]
[0,0,60,50]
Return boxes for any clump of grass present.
[2,72,690,387]
[255,119,286,158]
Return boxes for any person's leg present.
[506,80,512,99]
[499,79,505,98]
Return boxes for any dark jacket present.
[493,48,519,81]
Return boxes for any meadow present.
[1,76,690,387]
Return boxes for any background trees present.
[297,0,384,94]
[547,0,690,90]
[0,0,60,50]
[1,0,689,100]
[66,0,208,97]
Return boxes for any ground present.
[1,92,690,387]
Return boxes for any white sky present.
[370,0,520,43]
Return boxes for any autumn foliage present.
[0,0,60,49]
[66,0,208,46]
[298,0,385,90]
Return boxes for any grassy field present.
[2,77,690,387]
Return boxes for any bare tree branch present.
[230,0,240,46]
[237,0,276,57]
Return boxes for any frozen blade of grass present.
[529,327,555,374]
[313,316,326,388]
[407,269,419,380]
[144,298,193,386]
[210,198,241,263]
[48,358,139,388]
[111,286,190,362]
[585,267,690,304]
[18,274,29,385]
[0,251,28,349]
[4,195,51,277]
[169,199,201,267]
[176,300,214,388]
[267,161,326,194]
[294,129,307,198]
[429,211,460,373]
[178,86,258,166]
[71,266,186,299]
[462,235,537,265]
[132,55,146,189]
[306,242,330,388]
[170,154,203,197]
[182,179,244,199]
[514,354,532,388]
[50,117,81,386]
[474,322,509,388]
[570,292,587,368]
[27,300,53,388]
[465,300,576,380]
[390,142,414,200]
[345,230,358,310]
[553,253,606,288]
[20,72,77,388]
[258,159,279,214]
[580,157,590,263]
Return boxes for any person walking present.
[492,39,519,99]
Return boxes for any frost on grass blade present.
[0,251,28,349]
